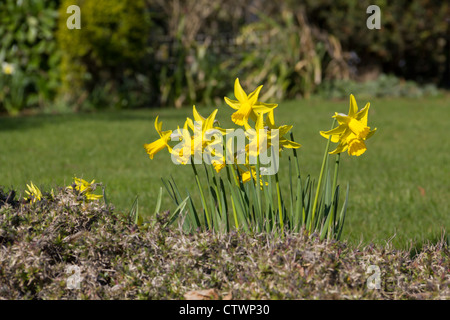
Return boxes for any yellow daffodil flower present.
[225,78,278,126]
[212,158,226,173]
[24,181,42,203]
[320,94,377,156]
[238,166,268,187]
[68,177,103,201]
[244,111,300,159]
[172,106,224,164]
[186,106,223,154]
[265,110,301,151]
[144,116,173,159]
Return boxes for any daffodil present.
[225,78,277,126]
[186,106,223,155]
[238,166,268,187]
[172,106,225,164]
[68,177,103,201]
[24,181,42,204]
[320,94,376,156]
[265,110,301,152]
[212,159,226,173]
[244,111,300,159]
[144,116,173,159]
[2,62,14,75]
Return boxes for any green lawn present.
[0,95,449,248]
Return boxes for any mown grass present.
[0,94,449,248]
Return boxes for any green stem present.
[309,119,336,233]
[255,156,263,227]
[227,164,241,229]
[275,171,283,231]
[331,153,340,201]
[190,160,211,229]
[328,152,340,238]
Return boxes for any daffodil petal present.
[365,127,377,140]
[234,78,247,102]
[192,105,205,123]
[348,94,358,117]
[329,138,349,155]
[252,102,278,114]
[320,124,347,143]
[224,97,240,110]
[204,109,218,132]
[355,102,370,127]
[247,85,263,105]
[154,116,162,134]
[280,138,301,149]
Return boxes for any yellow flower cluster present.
[144,78,377,186]
[24,177,102,204]
[144,78,301,182]
[320,94,376,156]
[24,182,42,204]
[68,177,103,201]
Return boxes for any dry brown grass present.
[0,187,449,299]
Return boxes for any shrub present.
[318,74,441,100]
[56,0,153,110]
[299,0,450,85]
[232,8,350,101]
[0,0,60,115]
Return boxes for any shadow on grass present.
[0,108,195,132]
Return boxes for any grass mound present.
[0,187,448,299]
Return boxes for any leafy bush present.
[148,0,250,108]
[56,0,153,110]
[232,9,350,101]
[0,0,60,114]
[299,0,450,85]
[318,74,441,100]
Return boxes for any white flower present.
[2,62,15,75]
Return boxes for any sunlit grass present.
[0,94,448,248]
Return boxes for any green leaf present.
[154,187,163,216]
[337,183,350,240]
[128,195,139,225]
[227,179,249,232]
[165,196,190,227]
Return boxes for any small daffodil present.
[320,94,377,156]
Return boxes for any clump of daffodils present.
[23,177,103,205]
[144,78,377,238]
[67,177,103,201]
[24,182,42,204]
[320,94,376,156]
[144,78,300,181]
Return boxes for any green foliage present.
[318,74,441,100]
[0,0,60,114]
[156,39,233,108]
[163,136,349,241]
[57,0,153,110]
[299,0,450,84]
[231,9,349,101]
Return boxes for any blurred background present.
[0,0,449,115]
